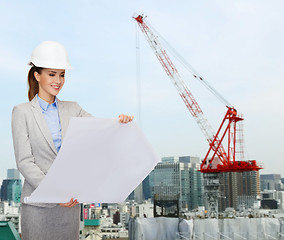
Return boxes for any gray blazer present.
[12,96,92,208]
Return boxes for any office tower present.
[134,183,143,204]
[7,169,20,180]
[260,174,282,191]
[149,156,204,210]
[126,179,148,203]
[0,169,22,203]
[142,175,151,200]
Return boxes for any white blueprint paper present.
[25,118,159,204]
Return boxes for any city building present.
[7,169,20,180]
[120,212,130,226]
[277,191,284,210]
[219,171,261,211]
[134,200,153,218]
[126,182,144,203]
[133,183,143,203]
[0,169,22,203]
[260,190,284,210]
[149,156,204,211]
[142,175,151,200]
[260,174,282,191]
[261,190,278,209]
[189,166,204,210]
[0,201,21,233]
[179,156,200,164]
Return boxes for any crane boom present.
[134,15,261,173]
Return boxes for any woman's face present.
[35,68,65,103]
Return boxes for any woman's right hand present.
[59,198,79,208]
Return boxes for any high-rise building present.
[219,171,260,211]
[179,156,200,164]
[126,176,151,203]
[133,183,143,203]
[142,175,151,200]
[7,169,20,180]
[149,156,204,210]
[0,169,22,203]
[189,167,204,209]
[260,174,282,191]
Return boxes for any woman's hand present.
[118,114,134,123]
[59,198,79,208]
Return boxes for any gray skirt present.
[21,203,80,240]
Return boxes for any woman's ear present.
[34,71,40,82]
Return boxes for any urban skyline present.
[1,0,284,182]
[2,164,284,214]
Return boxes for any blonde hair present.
[27,65,43,101]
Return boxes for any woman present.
[12,41,133,240]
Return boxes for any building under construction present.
[219,171,261,211]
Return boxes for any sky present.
[0,0,284,183]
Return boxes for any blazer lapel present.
[57,98,68,141]
[30,97,57,154]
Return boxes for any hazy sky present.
[1,0,284,183]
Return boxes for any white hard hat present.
[29,41,72,69]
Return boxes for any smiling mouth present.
[51,85,60,89]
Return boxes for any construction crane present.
[134,14,262,217]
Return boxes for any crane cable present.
[145,19,233,108]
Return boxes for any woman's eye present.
[60,75,65,78]
[49,74,55,77]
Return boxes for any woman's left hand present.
[59,198,79,208]
[118,114,134,123]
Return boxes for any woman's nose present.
[54,76,61,84]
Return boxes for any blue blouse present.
[37,95,62,152]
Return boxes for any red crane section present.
[134,15,261,173]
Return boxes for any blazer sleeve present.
[12,105,45,189]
